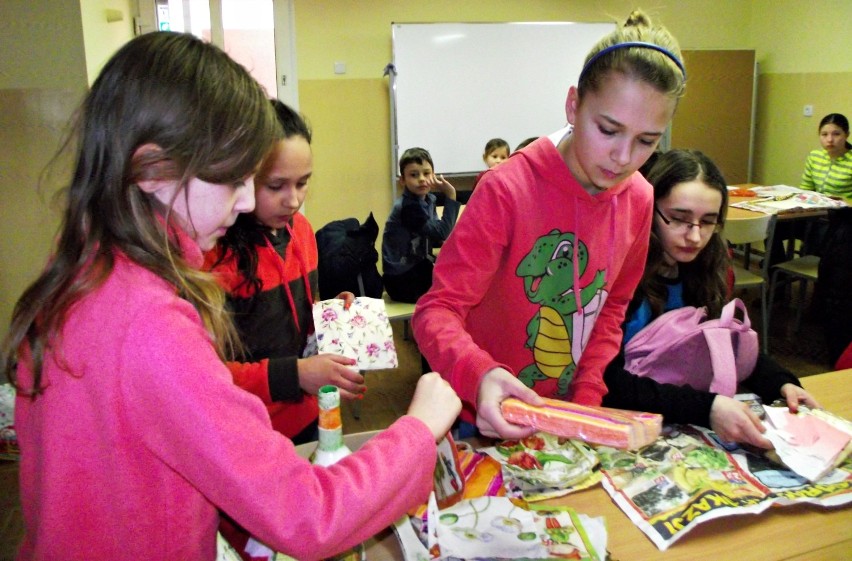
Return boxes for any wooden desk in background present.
[359,369,852,561]
[727,184,834,221]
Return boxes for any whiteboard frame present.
[388,21,615,199]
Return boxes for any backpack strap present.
[704,327,739,397]
[718,298,751,330]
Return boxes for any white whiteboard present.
[390,22,615,177]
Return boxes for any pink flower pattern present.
[312,297,398,370]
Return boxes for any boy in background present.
[382,147,460,303]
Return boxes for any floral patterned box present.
[312,297,398,370]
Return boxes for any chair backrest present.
[724,214,777,278]
[723,214,773,245]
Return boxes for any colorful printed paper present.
[481,432,600,502]
[396,495,604,561]
[730,184,848,214]
[312,297,398,370]
[598,424,852,551]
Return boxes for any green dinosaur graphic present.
[515,229,606,395]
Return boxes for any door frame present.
[132,0,298,108]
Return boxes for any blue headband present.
[579,41,686,82]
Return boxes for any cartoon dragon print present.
[515,229,606,396]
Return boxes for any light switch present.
[334,62,346,75]
[803,104,814,117]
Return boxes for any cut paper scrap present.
[408,445,504,519]
[501,397,662,450]
[481,433,599,501]
[312,296,397,370]
[763,406,852,482]
[432,496,549,559]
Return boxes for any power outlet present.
[803,104,814,117]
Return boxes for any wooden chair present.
[724,213,776,352]
[768,254,820,334]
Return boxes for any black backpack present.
[315,213,383,299]
[814,207,852,364]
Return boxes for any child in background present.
[769,113,852,265]
[205,100,365,447]
[473,137,510,189]
[602,149,818,448]
[2,32,461,560]
[483,137,510,169]
[412,10,687,439]
[800,112,852,198]
[382,147,460,303]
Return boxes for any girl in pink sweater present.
[1,32,460,561]
[412,10,686,439]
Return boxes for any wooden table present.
[727,184,835,221]
[361,369,852,560]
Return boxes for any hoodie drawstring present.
[571,194,616,317]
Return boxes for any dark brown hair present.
[211,99,313,299]
[634,149,730,320]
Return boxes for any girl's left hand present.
[779,383,821,412]
[335,291,355,310]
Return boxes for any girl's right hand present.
[709,395,772,449]
[475,368,545,439]
[407,372,461,441]
[297,355,366,399]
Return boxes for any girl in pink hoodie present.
[412,10,686,439]
[2,31,460,561]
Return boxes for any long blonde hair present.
[2,32,280,395]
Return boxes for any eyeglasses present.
[654,207,722,235]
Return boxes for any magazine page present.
[597,425,772,550]
[598,424,852,550]
[730,185,847,214]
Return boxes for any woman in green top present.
[800,113,852,198]
[770,113,851,265]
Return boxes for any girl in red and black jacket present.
[205,100,366,445]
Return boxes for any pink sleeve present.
[412,185,514,410]
[121,300,436,559]
[570,205,652,406]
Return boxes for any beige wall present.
[1,0,850,342]
[751,0,852,186]
[0,0,134,342]
[0,1,87,343]
[81,0,137,83]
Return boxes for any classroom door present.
[671,50,756,184]
[143,0,300,108]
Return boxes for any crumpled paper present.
[763,406,852,482]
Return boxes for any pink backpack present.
[623,298,759,397]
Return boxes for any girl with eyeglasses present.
[602,149,819,449]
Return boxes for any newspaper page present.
[730,184,847,214]
[597,424,852,550]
